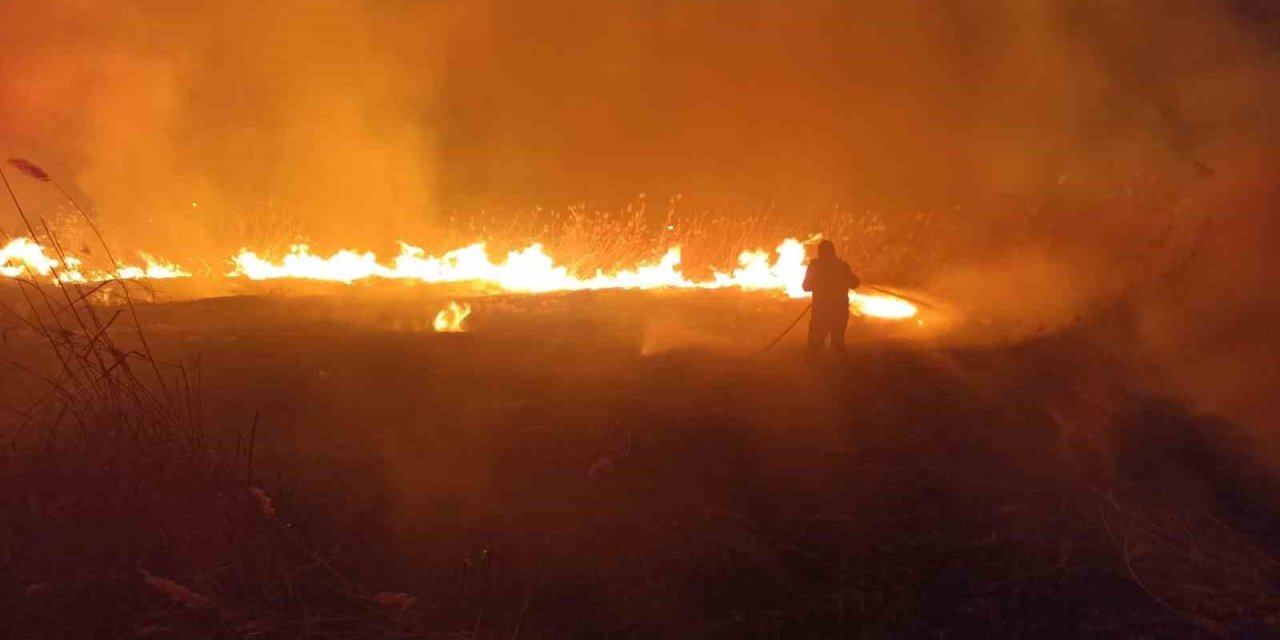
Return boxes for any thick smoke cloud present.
[1,1,1271,241]
[1,1,1277,431]
[0,0,451,252]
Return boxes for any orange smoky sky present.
[0,1,1271,242]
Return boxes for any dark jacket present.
[802,257,861,315]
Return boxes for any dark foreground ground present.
[2,285,1278,638]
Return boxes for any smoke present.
[942,0,1280,438]
[0,0,454,253]
[2,1,1271,246]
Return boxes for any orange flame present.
[230,238,917,319]
[3,236,917,319]
[1,237,188,283]
[433,300,472,332]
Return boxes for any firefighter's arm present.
[847,266,861,290]
[802,265,816,292]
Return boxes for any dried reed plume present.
[8,158,51,182]
[1,161,427,639]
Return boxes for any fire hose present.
[752,302,812,359]
[751,287,938,358]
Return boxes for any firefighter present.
[801,239,861,358]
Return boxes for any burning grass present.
[0,158,942,328]
[5,232,924,321]
[426,199,955,286]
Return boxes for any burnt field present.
[3,284,1278,639]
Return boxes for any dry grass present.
[0,163,441,639]
[1092,487,1280,636]
[431,197,952,285]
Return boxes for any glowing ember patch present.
[433,301,471,332]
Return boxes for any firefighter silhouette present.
[801,240,860,357]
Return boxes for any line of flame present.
[230,238,917,319]
[0,237,189,283]
[2,236,917,319]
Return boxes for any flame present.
[229,239,808,295]
[851,291,917,319]
[114,253,190,280]
[433,300,471,332]
[1,237,189,283]
[1,237,62,279]
[3,235,917,320]
[230,238,917,318]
